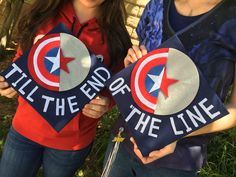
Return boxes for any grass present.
[198,129,236,177]
[1,52,236,177]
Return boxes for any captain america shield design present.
[131,48,200,115]
[28,33,91,92]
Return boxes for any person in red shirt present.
[0,0,131,177]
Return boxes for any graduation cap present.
[1,24,111,132]
[106,47,228,156]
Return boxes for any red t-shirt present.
[12,2,116,150]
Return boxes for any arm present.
[188,63,236,136]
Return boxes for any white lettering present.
[80,84,96,100]
[18,79,32,95]
[5,63,22,79]
[109,78,130,96]
[26,86,39,102]
[42,95,55,112]
[56,98,65,116]
[135,113,150,133]
[94,67,111,82]
[177,113,192,132]
[125,105,141,122]
[186,106,206,128]
[67,96,80,113]
[87,76,104,91]
[199,98,221,119]
[170,117,183,135]
[126,105,161,138]
[12,73,27,87]
[148,118,161,138]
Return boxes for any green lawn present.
[0,53,236,177]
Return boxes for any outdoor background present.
[0,0,236,177]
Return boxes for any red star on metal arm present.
[160,68,178,97]
[60,49,75,73]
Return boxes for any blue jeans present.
[0,127,92,177]
[104,138,197,177]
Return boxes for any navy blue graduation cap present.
[106,46,228,156]
[1,24,111,132]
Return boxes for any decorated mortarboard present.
[1,24,111,132]
[106,47,228,156]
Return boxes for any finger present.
[159,142,176,155]
[147,151,168,163]
[132,45,143,59]
[149,150,161,158]
[128,48,138,61]
[140,45,148,55]
[84,102,109,112]
[0,76,5,82]
[83,107,106,116]
[82,108,103,119]
[33,34,45,44]
[90,96,109,106]
[130,138,147,161]
[6,90,17,98]
[82,111,98,119]
[0,87,15,96]
[124,55,136,67]
[148,142,176,158]
[145,156,160,164]
[133,147,149,164]
[130,137,138,149]
[0,81,9,89]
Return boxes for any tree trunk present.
[0,0,24,58]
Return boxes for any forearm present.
[188,103,236,136]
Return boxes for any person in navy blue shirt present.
[0,0,131,177]
[105,0,236,176]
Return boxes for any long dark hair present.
[17,0,132,68]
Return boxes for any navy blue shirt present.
[169,0,204,32]
[115,0,236,172]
